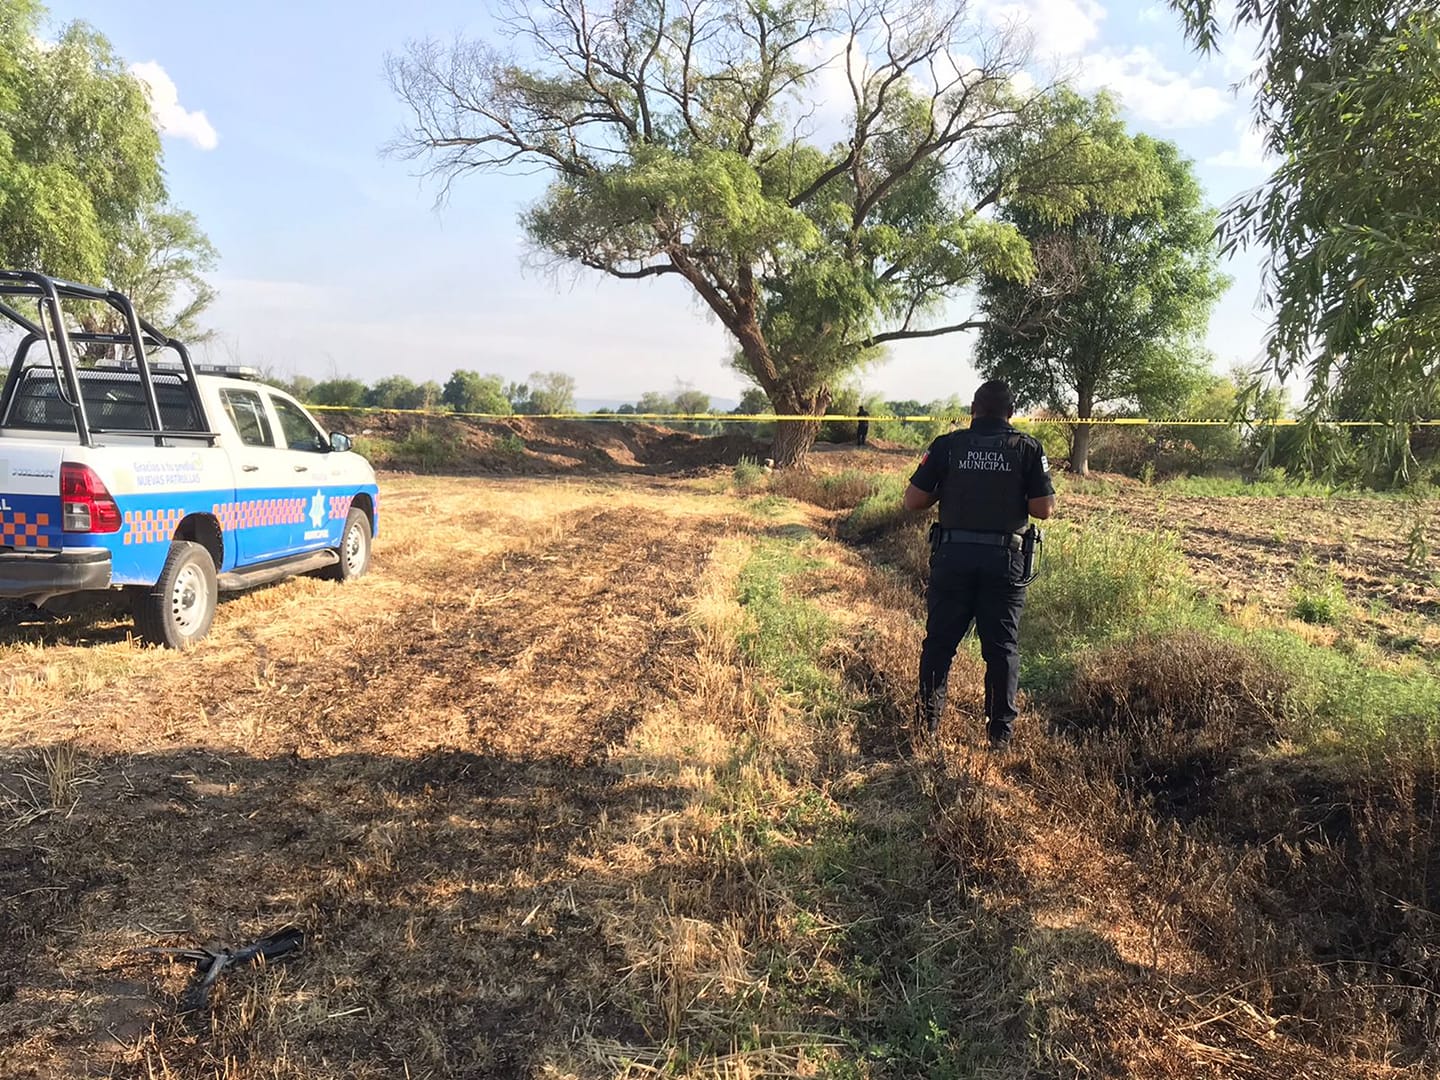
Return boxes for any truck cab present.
[0,270,379,648]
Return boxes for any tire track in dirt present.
[1,499,728,1078]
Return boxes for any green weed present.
[352,428,461,471]
[735,539,834,696]
[843,474,910,536]
[495,431,527,457]
[1288,559,1350,625]
[733,455,767,491]
[1022,520,1194,656]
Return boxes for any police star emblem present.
[309,490,326,530]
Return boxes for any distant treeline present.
[269,370,577,416]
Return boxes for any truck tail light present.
[61,463,122,533]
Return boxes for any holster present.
[1017,523,1043,586]
[928,522,941,556]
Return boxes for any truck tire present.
[134,541,217,649]
[322,507,371,582]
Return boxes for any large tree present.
[975,133,1225,474]
[1168,0,1440,478]
[89,204,218,341]
[0,1,217,345]
[387,0,1152,466]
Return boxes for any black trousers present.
[919,541,1027,741]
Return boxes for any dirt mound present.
[326,410,769,476]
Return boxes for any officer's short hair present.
[972,380,1015,419]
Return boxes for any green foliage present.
[672,388,711,415]
[867,397,967,448]
[1288,559,1350,625]
[353,426,461,472]
[364,376,419,410]
[309,378,368,408]
[92,204,217,343]
[1404,513,1431,570]
[976,124,1226,473]
[495,431,527,457]
[732,455,767,491]
[0,3,162,280]
[843,473,912,536]
[733,388,772,416]
[443,370,511,414]
[1159,473,1342,498]
[522,370,576,414]
[1021,521,1194,657]
[1169,1,1440,481]
[1247,628,1440,745]
[633,391,673,414]
[0,3,216,337]
[735,538,833,695]
[261,372,316,402]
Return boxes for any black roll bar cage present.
[0,270,218,448]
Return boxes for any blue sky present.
[46,0,1272,405]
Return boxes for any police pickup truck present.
[0,271,378,648]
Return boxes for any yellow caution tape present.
[305,405,1440,427]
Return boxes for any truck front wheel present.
[322,507,371,582]
[134,541,217,649]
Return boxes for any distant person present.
[855,404,869,447]
[902,380,1055,748]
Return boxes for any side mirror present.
[330,431,353,453]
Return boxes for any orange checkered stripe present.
[0,511,54,550]
[123,508,185,545]
[212,498,306,533]
[328,495,353,521]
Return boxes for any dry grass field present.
[2,450,1438,1078]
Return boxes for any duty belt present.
[938,529,1024,549]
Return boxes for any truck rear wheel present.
[134,541,217,649]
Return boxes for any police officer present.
[902,380,1055,747]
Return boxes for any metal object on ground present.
[131,925,306,1010]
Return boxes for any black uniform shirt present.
[909,417,1054,533]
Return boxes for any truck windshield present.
[3,368,203,432]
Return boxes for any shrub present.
[495,432,527,458]
[1022,521,1192,656]
[1058,629,1293,741]
[842,474,910,535]
[769,467,878,510]
[1288,559,1350,625]
[733,455,766,491]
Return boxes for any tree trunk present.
[768,386,829,469]
[1070,383,1095,475]
[771,416,825,468]
[1070,421,1093,476]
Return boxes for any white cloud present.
[1076,47,1230,128]
[1206,116,1272,169]
[978,0,1108,59]
[129,61,218,151]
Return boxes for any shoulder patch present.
[1041,452,1050,473]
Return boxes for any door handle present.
[293,465,308,473]
[241,465,259,472]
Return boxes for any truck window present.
[270,395,327,452]
[220,389,276,448]
[3,369,201,432]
